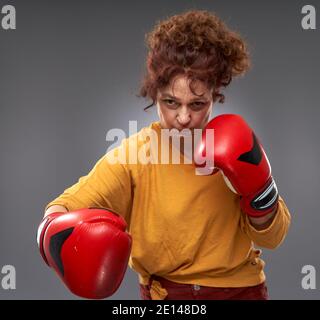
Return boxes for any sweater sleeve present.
[240,196,291,249]
[45,140,133,225]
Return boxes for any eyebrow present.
[161,93,208,101]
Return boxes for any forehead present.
[158,75,212,99]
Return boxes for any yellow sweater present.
[46,121,291,300]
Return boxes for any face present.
[156,74,213,132]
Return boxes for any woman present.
[39,10,291,300]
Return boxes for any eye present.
[191,101,206,110]
[163,99,176,105]
[162,99,179,108]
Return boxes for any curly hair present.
[138,10,250,111]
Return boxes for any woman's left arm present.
[248,207,278,231]
[242,196,291,249]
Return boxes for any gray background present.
[0,0,318,299]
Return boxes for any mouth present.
[176,126,194,131]
[170,127,195,137]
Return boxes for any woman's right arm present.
[43,137,134,224]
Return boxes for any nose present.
[177,107,191,127]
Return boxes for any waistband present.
[140,274,266,300]
[141,274,202,300]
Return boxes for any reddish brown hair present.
[138,10,250,110]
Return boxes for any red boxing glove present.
[195,114,279,217]
[37,208,132,299]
